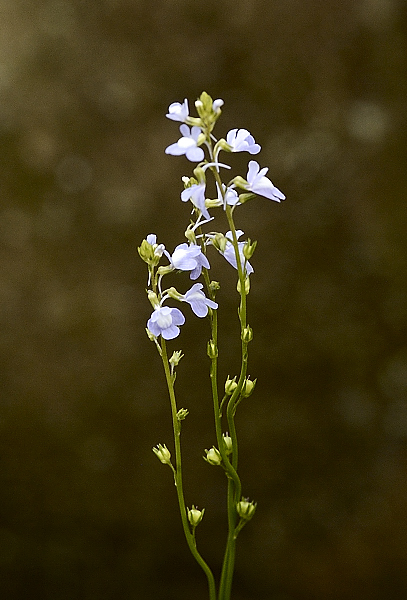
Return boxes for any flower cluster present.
[139,92,285,340]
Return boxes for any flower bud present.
[241,376,257,398]
[243,239,257,260]
[184,223,197,244]
[225,376,238,395]
[204,446,222,466]
[152,443,172,465]
[242,325,253,343]
[176,408,189,421]
[147,290,160,309]
[211,233,227,253]
[209,280,220,294]
[222,433,233,455]
[188,505,205,527]
[138,239,154,264]
[237,277,250,295]
[236,497,257,521]
[169,350,184,368]
[138,238,165,267]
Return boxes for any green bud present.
[237,277,251,295]
[184,222,197,244]
[211,233,227,253]
[236,497,257,521]
[207,339,218,359]
[169,350,184,368]
[209,281,220,294]
[204,446,222,466]
[222,433,233,455]
[188,505,205,527]
[138,237,165,267]
[195,91,213,117]
[242,325,253,343]
[194,92,223,132]
[241,376,257,398]
[243,239,257,260]
[147,290,160,309]
[176,408,189,421]
[145,328,156,341]
[152,443,172,465]
[225,376,238,395]
[138,239,154,264]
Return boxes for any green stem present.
[160,339,217,600]
[205,137,251,600]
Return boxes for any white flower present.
[165,124,205,162]
[182,283,218,317]
[181,182,210,219]
[226,129,261,154]
[166,99,189,122]
[147,306,185,340]
[221,230,254,276]
[169,243,210,280]
[212,98,224,113]
[245,161,285,202]
[146,234,165,257]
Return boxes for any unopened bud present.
[169,350,184,368]
[222,433,233,455]
[204,446,222,466]
[212,233,227,253]
[236,497,257,521]
[225,376,238,395]
[176,408,189,421]
[152,443,172,465]
[243,239,257,260]
[242,325,253,342]
[147,290,160,309]
[188,505,205,527]
[241,377,257,398]
[237,277,250,295]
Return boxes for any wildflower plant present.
[139,92,285,600]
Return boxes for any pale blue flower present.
[165,124,205,162]
[221,230,254,276]
[166,99,189,122]
[226,129,261,154]
[181,182,210,219]
[245,161,285,202]
[147,306,185,339]
[168,243,210,280]
[182,283,218,317]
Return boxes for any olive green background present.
[1,1,407,599]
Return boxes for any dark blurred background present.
[1,1,407,599]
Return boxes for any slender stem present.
[160,339,217,600]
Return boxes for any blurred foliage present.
[1,0,407,599]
